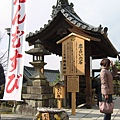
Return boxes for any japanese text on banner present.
[3,0,27,101]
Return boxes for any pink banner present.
[3,0,27,101]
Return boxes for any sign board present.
[55,85,65,99]
[59,33,86,75]
[67,76,79,92]
[42,113,50,120]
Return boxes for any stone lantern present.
[18,39,54,115]
[25,39,50,81]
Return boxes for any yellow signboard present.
[60,33,85,75]
[67,76,79,92]
[55,85,65,99]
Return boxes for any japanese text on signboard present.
[62,36,85,75]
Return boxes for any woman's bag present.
[99,101,114,114]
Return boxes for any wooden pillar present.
[58,99,62,109]
[71,92,76,115]
[85,41,92,108]
[63,76,67,107]
[41,56,44,73]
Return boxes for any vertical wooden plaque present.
[62,34,85,75]
[67,75,79,92]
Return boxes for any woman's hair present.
[100,58,110,67]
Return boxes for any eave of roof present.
[26,0,104,40]
[24,66,60,83]
[25,0,118,59]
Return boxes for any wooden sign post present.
[72,92,76,115]
[54,82,65,109]
[67,75,79,115]
[57,33,89,115]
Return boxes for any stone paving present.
[68,96,120,120]
[67,107,120,120]
[0,96,120,120]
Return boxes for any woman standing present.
[100,58,117,120]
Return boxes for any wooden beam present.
[85,41,92,108]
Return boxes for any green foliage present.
[113,80,120,85]
[115,60,120,70]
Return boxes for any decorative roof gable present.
[51,0,80,19]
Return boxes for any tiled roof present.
[26,0,105,39]
[24,66,60,83]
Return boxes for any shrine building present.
[25,0,118,108]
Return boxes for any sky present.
[0,0,120,71]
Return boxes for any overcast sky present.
[0,0,120,70]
